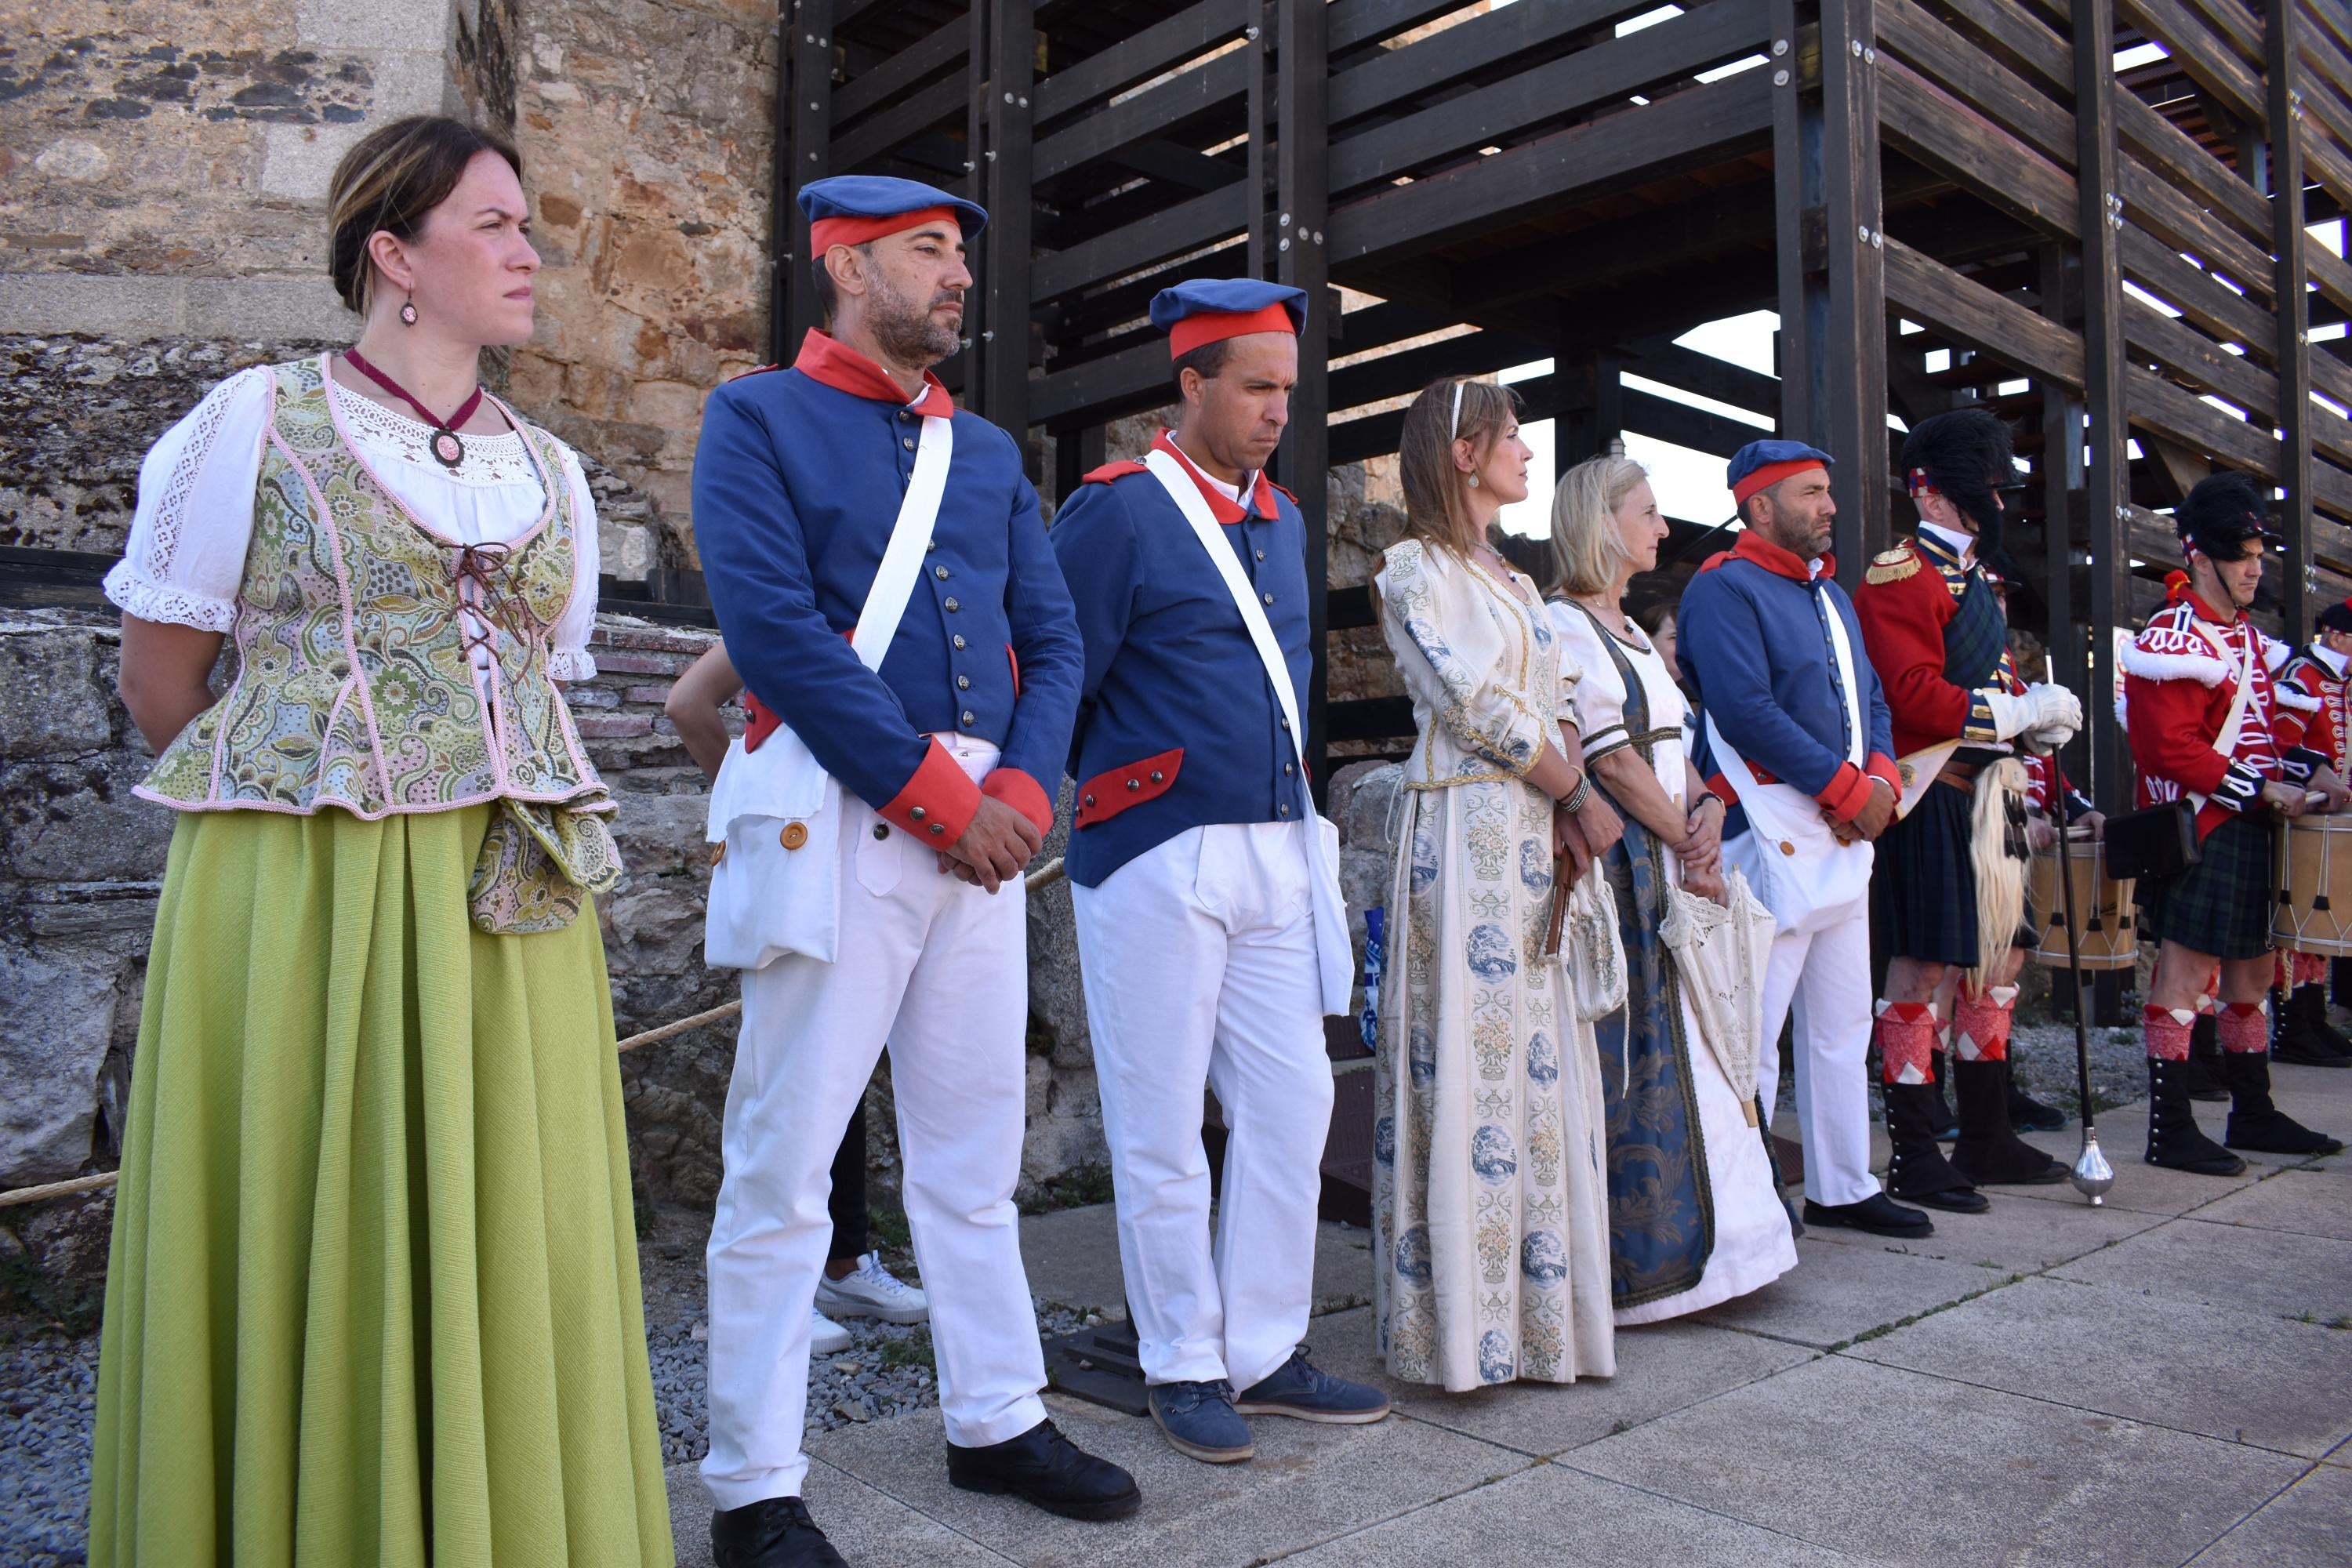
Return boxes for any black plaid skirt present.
[2141,812,2276,960]
[1873,779,1980,967]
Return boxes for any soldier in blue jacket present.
[690,176,1134,1568]
[1050,279,1390,1465]
[1680,441,1934,1243]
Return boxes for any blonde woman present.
[1370,380,1620,1391]
[91,117,670,1564]
[1546,456,1795,1325]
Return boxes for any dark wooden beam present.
[779,0,837,361]
[1880,238,2088,387]
[1769,0,1814,441]
[1325,71,1775,267]
[978,0,1036,445]
[1878,55,2080,243]
[1820,0,1889,573]
[2075,0,2129,810]
[2272,0,2317,640]
[1033,0,1250,122]
[1275,0,1333,801]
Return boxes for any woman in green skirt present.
[93,114,672,1566]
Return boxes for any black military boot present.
[1884,1082,1988,1211]
[1925,1047,1960,1142]
[2145,1057,2247,1175]
[2220,1050,2347,1155]
[1950,1059,2067,1185]
[2004,1059,2069,1133]
[712,1497,850,1568]
[2309,985,2352,1057]
[2274,985,2352,1069]
[2184,1012,2229,1102]
[946,1419,1142,1521]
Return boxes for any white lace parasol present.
[1659,867,1778,1123]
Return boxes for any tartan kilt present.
[1872,778,1978,967]
[2142,812,2277,960]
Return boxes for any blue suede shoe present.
[1148,1380,1254,1463]
[1233,1346,1392,1424]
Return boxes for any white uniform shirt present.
[103,363,603,679]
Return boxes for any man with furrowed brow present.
[1050,279,1391,1465]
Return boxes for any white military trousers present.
[1071,821,1336,1391]
[1750,886,1882,1207]
[702,736,1047,1508]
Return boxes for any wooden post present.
[981,0,1036,452]
[2073,0,2129,815]
[2269,0,2314,642]
[1818,0,1887,581]
[778,0,835,361]
[1276,0,1331,802]
[1768,0,1816,443]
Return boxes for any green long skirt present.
[89,805,673,1567]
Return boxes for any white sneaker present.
[814,1251,929,1324]
[810,1307,853,1356]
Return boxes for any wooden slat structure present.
[774,0,2352,810]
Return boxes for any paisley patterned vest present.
[136,355,620,933]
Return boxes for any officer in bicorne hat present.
[1680,440,1933,1239]
[1049,279,1391,1464]
[690,174,1135,1568]
[1854,408,2082,1211]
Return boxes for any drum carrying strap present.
[2185,619,2254,814]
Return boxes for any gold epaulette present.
[1864,546,1920,586]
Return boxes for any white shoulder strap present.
[848,412,953,672]
[2190,619,2252,760]
[1145,448,1308,767]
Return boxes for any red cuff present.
[1704,771,1740,807]
[1816,760,1876,823]
[1865,752,1902,791]
[878,737,982,844]
[981,768,1054,837]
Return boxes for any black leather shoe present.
[711,1496,848,1568]
[1804,1192,1936,1237]
[946,1419,1141,1521]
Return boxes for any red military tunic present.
[1854,526,2022,760]
[2271,644,2346,771]
[2119,584,2313,839]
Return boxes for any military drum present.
[2027,826,2138,971]
[2274,812,2352,956]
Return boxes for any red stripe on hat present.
[1170,301,1299,358]
[1732,456,1827,505]
[810,205,961,252]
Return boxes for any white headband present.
[1449,380,1465,440]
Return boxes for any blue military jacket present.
[1680,529,1899,839]
[690,330,1083,840]
[1050,432,1315,886]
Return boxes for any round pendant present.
[430,428,466,469]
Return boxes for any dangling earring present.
[399,289,418,327]
[1468,473,1480,488]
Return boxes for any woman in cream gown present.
[1370,379,1619,1392]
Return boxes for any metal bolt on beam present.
[1245,24,1260,39]
[1279,238,1291,251]
[1850,38,1863,54]
[1773,37,1788,54]
[1775,69,1790,85]
[1864,46,1875,62]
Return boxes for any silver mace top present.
[2071,1126,2116,1204]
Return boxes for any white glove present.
[1983,687,2034,742]
[2019,722,2071,757]
[2025,682,2083,737]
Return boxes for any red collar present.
[1155,430,1278,524]
[793,328,956,418]
[2187,590,2244,628]
[1705,528,1835,583]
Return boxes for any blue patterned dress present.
[1370,540,1615,1390]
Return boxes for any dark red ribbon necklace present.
[342,347,485,470]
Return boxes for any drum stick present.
[1544,854,1570,956]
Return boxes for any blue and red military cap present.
[1726,439,1833,505]
[1150,278,1308,358]
[797,175,987,252]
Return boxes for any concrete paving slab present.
[1692,1234,2010,1349]
[1018,1207,1374,1319]
[1796,1184,2164,1272]
[2326,1434,2352,1469]
[2192,1167,2352,1242]
[2050,1217,2352,1322]
[1298,1304,1817,1458]
[2187,1464,2352,1566]
[1845,1274,2352,1459]
[2010,1122,2278,1216]
[809,1392,1530,1568]
[666,1458,1018,1568]
[1563,1354,2307,1568]
[1279,1461,1875,1567]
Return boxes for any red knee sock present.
[2293,951,2328,988]
[2143,1005,2194,1062]
[2219,1000,2270,1055]
[1875,1000,1938,1084]
[1953,984,2018,1062]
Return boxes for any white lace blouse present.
[103,363,603,680]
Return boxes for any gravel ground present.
[2,1334,98,1568]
